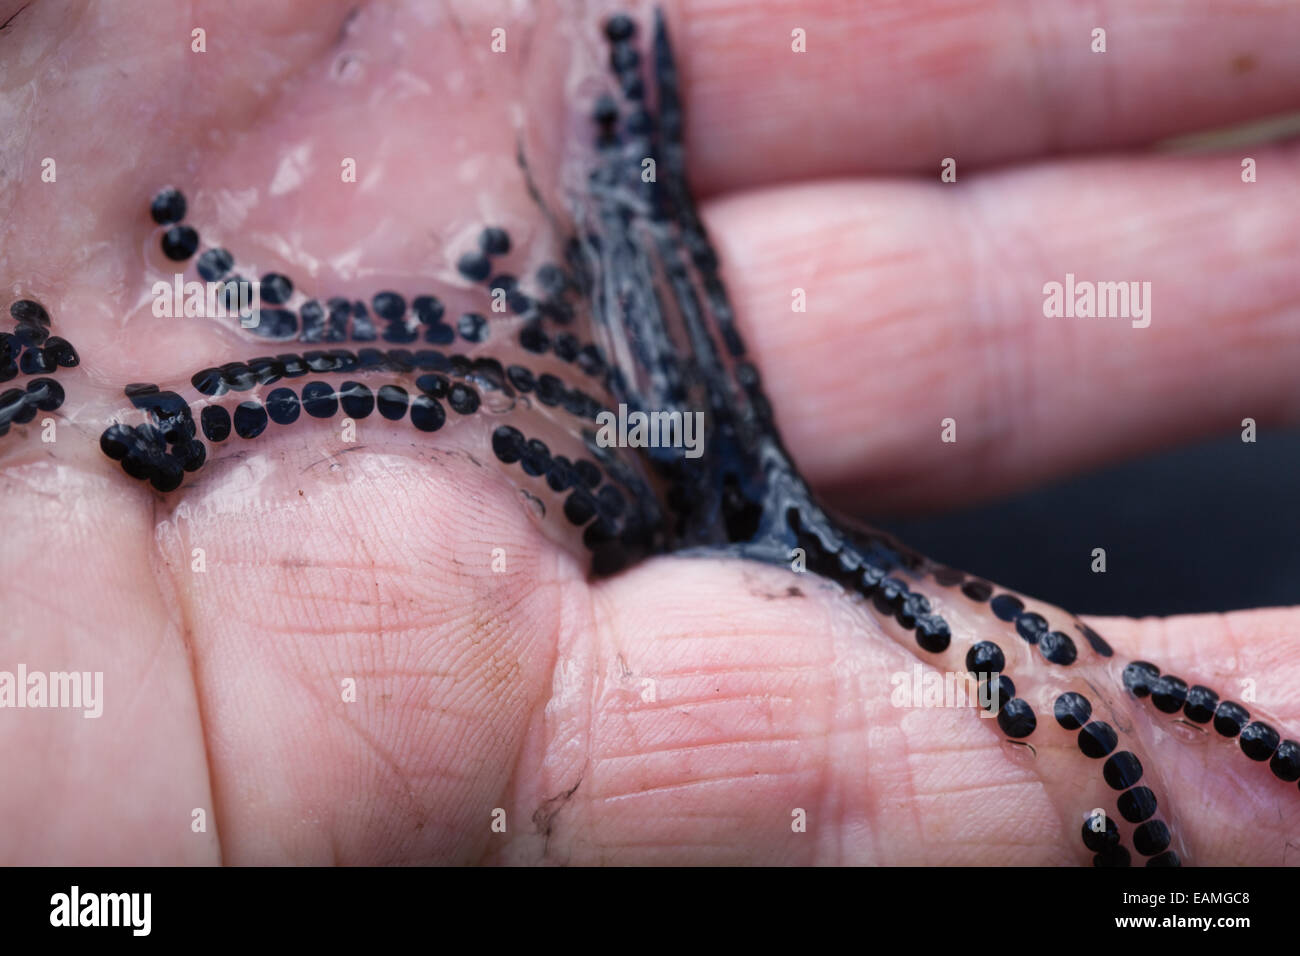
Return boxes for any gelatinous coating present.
[3,4,1296,866]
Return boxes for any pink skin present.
[0,0,1299,864]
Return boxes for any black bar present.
[0,865,1280,942]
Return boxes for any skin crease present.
[1,0,1299,865]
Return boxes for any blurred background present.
[879,429,1300,617]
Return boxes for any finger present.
[700,144,1300,513]
[665,0,1300,194]
[1085,608,1300,866]
[0,462,217,863]
[526,554,1300,864]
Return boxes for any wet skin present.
[3,0,1300,864]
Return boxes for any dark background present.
[877,429,1300,617]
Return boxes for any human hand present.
[2,0,1298,865]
